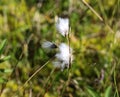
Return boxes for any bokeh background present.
[0,0,120,97]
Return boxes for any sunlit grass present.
[0,0,120,97]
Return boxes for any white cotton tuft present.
[42,41,57,50]
[56,17,69,36]
[55,43,72,64]
[53,43,73,70]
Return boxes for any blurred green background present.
[0,0,120,97]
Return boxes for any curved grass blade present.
[104,85,112,97]
[86,86,101,97]
[0,39,7,55]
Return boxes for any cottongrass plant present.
[55,16,73,69]
[42,16,73,71]
[23,16,73,96]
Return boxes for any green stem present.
[114,67,119,97]
[23,56,54,87]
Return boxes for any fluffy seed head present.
[42,41,57,50]
[56,17,69,36]
[53,43,73,70]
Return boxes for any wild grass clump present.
[0,0,120,97]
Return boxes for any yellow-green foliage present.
[0,0,120,97]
